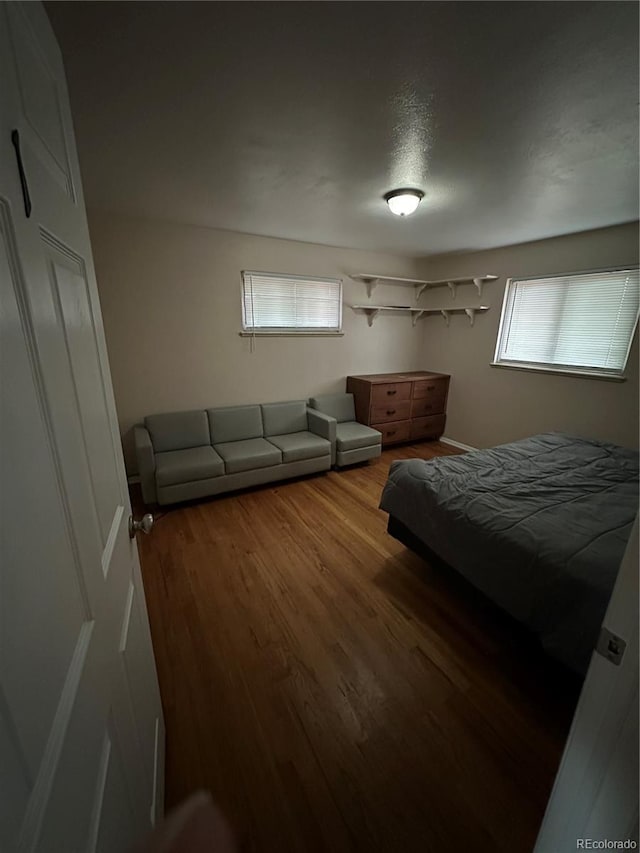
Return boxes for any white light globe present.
[385,189,424,216]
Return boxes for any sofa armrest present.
[134,425,157,505]
[307,408,336,465]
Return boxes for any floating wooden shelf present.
[351,305,490,327]
[350,273,498,299]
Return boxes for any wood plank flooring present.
[134,441,580,853]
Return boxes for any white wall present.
[89,211,424,472]
[417,222,639,449]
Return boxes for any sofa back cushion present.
[261,401,308,436]
[145,410,209,453]
[309,393,355,424]
[208,405,264,444]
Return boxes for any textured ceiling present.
[47,1,639,256]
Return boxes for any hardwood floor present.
[134,441,580,853]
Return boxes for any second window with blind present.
[241,271,342,334]
[493,268,639,378]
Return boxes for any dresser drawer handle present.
[387,389,397,396]
[387,429,396,436]
[427,385,435,391]
[386,409,396,415]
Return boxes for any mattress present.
[379,433,639,673]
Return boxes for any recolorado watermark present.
[576,841,637,850]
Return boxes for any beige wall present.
[89,211,425,472]
[417,222,639,449]
[90,212,639,472]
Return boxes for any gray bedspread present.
[379,433,639,673]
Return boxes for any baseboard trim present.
[440,436,477,452]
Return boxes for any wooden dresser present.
[346,371,450,446]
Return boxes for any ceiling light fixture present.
[384,188,424,217]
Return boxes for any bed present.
[379,433,639,673]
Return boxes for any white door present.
[1,4,165,851]
[534,515,639,852]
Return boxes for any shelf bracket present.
[365,308,380,327]
[464,308,476,326]
[440,310,451,327]
[362,277,378,299]
[472,278,484,298]
[416,284,429,301]
[411,310,425,327]
[447,282,457,300]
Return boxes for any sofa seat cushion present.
[155,445,224,487]
[214,438,282,474]
[336,422,382,452]
[267,431,331,463]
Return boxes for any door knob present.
[129,513,154,538]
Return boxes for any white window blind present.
[494,268,639,377]
[241,271,342,333]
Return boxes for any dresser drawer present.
[412,378,448,400]
[372,419,411,444]
[371,382,412,405]
[411,396,445,418]
[371,400,412,424]
[410,415,446,441]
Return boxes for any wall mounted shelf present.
[351,304,490,327]
[351,274,426,299]
[437,306,490,327]
[350,273,498,300]
[351,305,422,327]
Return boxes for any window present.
[493,268,639,378]
[241,271,342,334]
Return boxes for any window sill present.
[239,330,344,337]
[490,361,626,382]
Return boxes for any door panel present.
[121,580,162,794]
[132,553,166,825]
[0,204,90,778]
[0,687,31,845]
[6,3,74,198]
[92,718,137,853]
[43,235,123,547]
[23,623,104,853]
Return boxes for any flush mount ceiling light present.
[384,188,424,217]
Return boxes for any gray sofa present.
[309,393,382,467]
[135,400,335,505]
